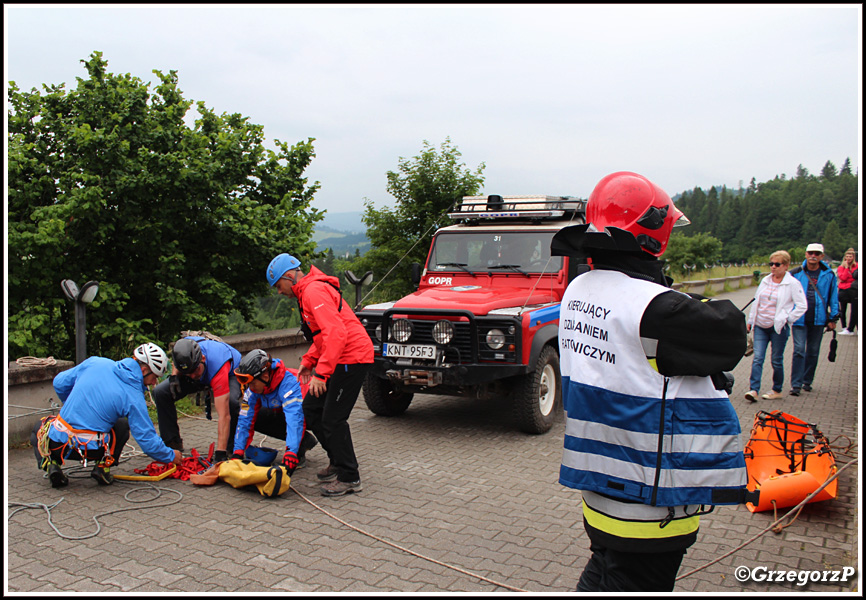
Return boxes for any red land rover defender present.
[355,195,586,434]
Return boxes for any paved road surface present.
[5,285,860,593]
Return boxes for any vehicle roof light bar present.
[448,195,586,222]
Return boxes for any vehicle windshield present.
[427,231,563,274]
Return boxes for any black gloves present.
[213,450,228,463]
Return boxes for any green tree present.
[351,138,485,302]
[822,220,847,260]
[663,232,723,279]
[8,52,322,360]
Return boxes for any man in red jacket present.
[267,253,374,496]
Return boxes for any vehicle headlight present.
[486,328,506,350]
[374,324,382,341]
[391,319,413,343]
[432,320,454,345]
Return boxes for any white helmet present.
[134,343,169,378]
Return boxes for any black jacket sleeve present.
[640,291,747,377]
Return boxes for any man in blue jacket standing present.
[789,243,839,396]
[31,343,182,488]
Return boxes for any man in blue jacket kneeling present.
[31,343,183,488]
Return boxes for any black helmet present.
[172,338,203,374]
[234,349,271,384]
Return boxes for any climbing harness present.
[35,415,116,469]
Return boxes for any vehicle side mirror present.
[411,263,423,287]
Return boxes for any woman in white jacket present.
[745,250,808,401]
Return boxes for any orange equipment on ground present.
[743,410,837,513]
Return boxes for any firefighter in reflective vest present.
[32,343,182,488]
[551,172,753,592]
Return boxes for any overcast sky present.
[4,4,862,215]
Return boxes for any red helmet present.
[586,171,689,257]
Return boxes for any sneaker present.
[321,479,362,497]
[317,464,338,482]
[47,462,68,488]
[802,384,812,392]
[762,391,783,400]
[90,465,114,486]
[745,390,759,402]
[838,329,854,336]
[789,388,801,397]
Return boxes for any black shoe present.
[790,388,801,397]
[802,384,812,392]
[300,430,318,453]
[165,437,184,452]
[48,462,68,488]
[90,465,114,486]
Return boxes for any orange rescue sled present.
[743,410,837,513]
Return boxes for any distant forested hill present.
[672,159,858,261]
[314,211,369,256]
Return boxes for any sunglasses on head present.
[768,262,785,267]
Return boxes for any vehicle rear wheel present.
[514,345,562,434]
[362,373,414,416]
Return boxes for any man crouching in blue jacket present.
[30,343,183,488]
[231,349,318,475]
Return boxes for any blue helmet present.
[266,253,301,286]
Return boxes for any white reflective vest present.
[558,270,748,507]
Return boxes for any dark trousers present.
[791,324,825,389]
[576,543,687,592]
[303,363,370,483]
[151,375,241,453]
[31,418,130,468]
[839,287,858,331]
[245,407,314,458]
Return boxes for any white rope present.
[7,481,184,541]
[15,356,57,367]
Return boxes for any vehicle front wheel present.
[362,374,414,416]
[514,345,562,434]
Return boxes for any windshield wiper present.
[437,262,476,276]
[488,264,529,276]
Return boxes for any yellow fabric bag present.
[217,460,291,498]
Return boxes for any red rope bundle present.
[133,443,215,481]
